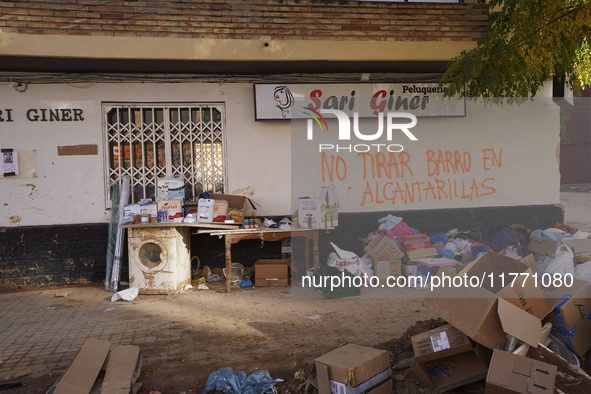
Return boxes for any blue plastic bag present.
[429,232,449,246]
[203,367,276,394]
[436,248,456,259]
[240,278,253,288]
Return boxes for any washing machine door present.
[135,239,169,273]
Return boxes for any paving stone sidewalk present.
[0,284,432,392]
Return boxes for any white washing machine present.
[127,226,191,294]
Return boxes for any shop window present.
[103,103,226,205]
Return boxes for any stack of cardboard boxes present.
[364,233,461,282]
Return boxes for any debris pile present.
[304,216,591,393]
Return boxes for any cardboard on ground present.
[46,338,141,394]
[423,252,558,349]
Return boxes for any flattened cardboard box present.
[485,349,556,394]
[47,338,141,394]
[315,343,392,394]
[423,252,555,350]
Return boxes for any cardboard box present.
[407,248,438,260]
[320,185,339,228]
[408,343,491,393]
[314,344,392,394]
[156,177,185,201]
[209,193,255,217]
[157,199,183,221]
[401,258,417,277]
[139,202,157,217]
[542,278,591,356]
[401,249,437,277]
[485,349,556,394]
[411,324,473,364]
[255,259,289,287]
[402,234,432,250]
[298,196,322,229]
[526,343,591,393]
[565,238,591,256]
[186,193,255,224]
[46,338,141,394]
[123,203,141,219]
[373,260,401,279]
[458,252,476,264]
[365,234,404,262]
[123,199,155,221]
[528,238,591,258]
[416,257,457,277]
[423,252,556,350]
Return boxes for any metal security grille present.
[103,103,226,205]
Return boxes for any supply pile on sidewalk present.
[304,215,591,394]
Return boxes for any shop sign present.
[0,108,85,122]
[254,83,465,120]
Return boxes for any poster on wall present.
[1,149,19,176]
[254,83,466,120]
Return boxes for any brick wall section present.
[0,0,488,41]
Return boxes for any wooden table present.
[121,222,239,230]
[121,222,328,293]
[198,228,327,292]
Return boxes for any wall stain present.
[9,216,21,224]
[25,184,36,197]
[231,186,256,197]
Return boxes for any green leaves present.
[441,0,591,98]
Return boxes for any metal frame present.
[102,102,227,207]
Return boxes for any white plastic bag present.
[537,243,575,276]
[110,287,139,302]
[575,260,591,285]
[327,243,362,275]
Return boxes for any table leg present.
[304,237,310,271]
[313,231,319,270]
[225,234,232,293]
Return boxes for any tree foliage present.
[441,0,591,97]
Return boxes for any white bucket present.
[197,198,215,222]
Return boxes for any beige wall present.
[292,93,560,213]
[0,32,476,62]
[0,82,559,227]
